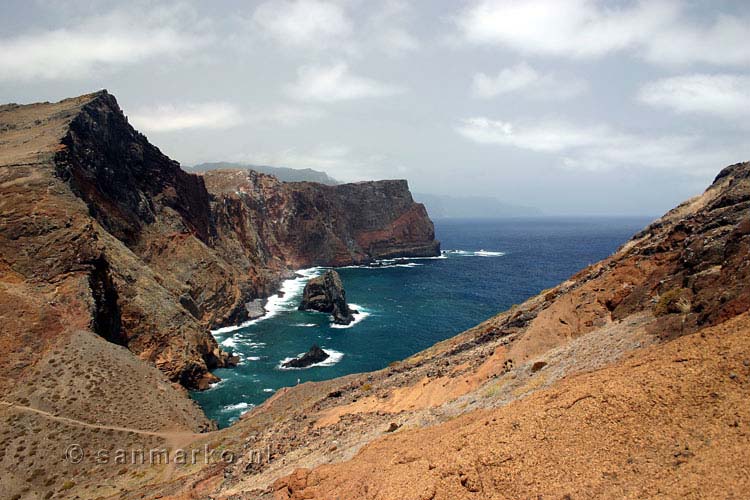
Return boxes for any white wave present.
[442,249,505,258]
[330,304,370,329]
[210,267,323,335]
[340,262,423,269]
[245,356,261,361]
[221,401,254,412]
[475,249,505,257]
[204,378,226,391]
[220,337,265,352]
[390,254,447,261]
[212,323,245,335]
[294,323,317,327]
[220,337,237,348]
[278,348,344,370]
[262,388,275,393]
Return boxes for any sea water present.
[191,216,652,427]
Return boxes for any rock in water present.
[283,345,330,368]
[299,270,356,325]
[245,298,266,320]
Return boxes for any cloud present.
[0,8,202,80]
[456,0,750,67]
[250,0,419,57]
[456,0,675,59]
[366,0,421,56]
[638,74,750,118]
[286,62,404,102]
[472,62,588,99]
[644,14,750,67]
[252,0,352,50]
[375,27,420,56]
[455,116,737,174]
[456,117,609,152]
[129,102,244,132]
[258,105,327,126]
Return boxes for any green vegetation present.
[654,288,692,316]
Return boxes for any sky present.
[1,0,748,215]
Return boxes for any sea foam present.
[211,267,323,336]
[221,401,253,412]
[443,249,506,258]
[277,348,344,370]
[330,303,370,329]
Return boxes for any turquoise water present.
[192,217,652,427]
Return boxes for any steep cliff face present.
[201,168,439,326]
[55,92,215,247]
[0,90,439,390]
[203,169,439,269]
[0,91,231,391]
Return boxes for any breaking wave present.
[221,401,253,413]
[330,304,370,329]
[211,267,323,335]
[277,349,344,370]
[442,249,506,258]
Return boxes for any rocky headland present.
[298,270,355,325]
[0,91,438,499]
[0,90,437,386]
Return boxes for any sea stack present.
[282,344,329,368]
[299,270,356,325]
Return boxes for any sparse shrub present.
[654,288,692,316]
[361,383,372,392]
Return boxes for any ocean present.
[191,216,653,427]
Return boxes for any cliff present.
[117,162,750,499]
[202,169,439,270]
[0,90,438,393]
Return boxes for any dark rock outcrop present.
[282,344,330,368]
[299,270,355,325]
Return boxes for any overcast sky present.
[1,0,748,215]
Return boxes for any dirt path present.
[0,400,211,483]
[0,400,200,441]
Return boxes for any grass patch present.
[654,288,691,316]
